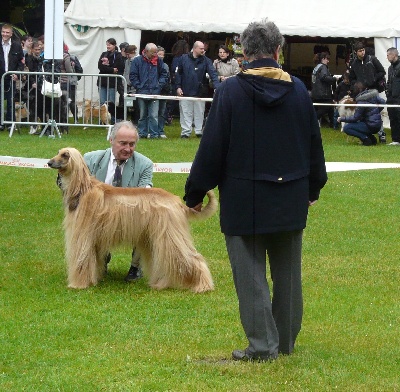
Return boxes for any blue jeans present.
[138,98,159,138]
[158,99,167,135]
[99,87,116,105]
[343,122,371,141]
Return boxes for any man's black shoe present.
[0,125,7,131]
[232,349,277,362]
[125,266,142,282]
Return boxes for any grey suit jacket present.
[83,149,153,187]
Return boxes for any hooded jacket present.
[341,89,385,130]
[184,58,327,235]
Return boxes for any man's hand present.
[177,87,183,96]
[190,202,202,212]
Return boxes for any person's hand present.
[190,202,202,212]
[337,117,341,123]
[113,68,118,73]
[309,200,317,206]
[177,88,183,96]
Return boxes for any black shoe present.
[125,266,142,282]
[370,135,378,145]
[361,137,373,146]
[0,125,8,131]
[196,134,202,138]
[232,349,277,362]
[180,135,189,139]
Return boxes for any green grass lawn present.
[0,123,399,391]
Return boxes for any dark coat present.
[311,63,336,100]
[129,55,168,94]
[97,50,125,88]
[175,52,220,97]
[386,58,400,103]
[341,89,385,131]
[333,80,352,102]
[0,39,24,88]
[184,58,327,236]
[349,55,386,90]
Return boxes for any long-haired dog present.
[338,95,356,131]
[47,148,217,293]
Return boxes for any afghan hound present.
[48,147,217,293]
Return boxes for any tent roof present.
[65,0,400,38]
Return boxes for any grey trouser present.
[225,230,303,356]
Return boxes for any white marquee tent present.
[63,0,400,102]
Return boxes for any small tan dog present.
[15,102,29,122]
[83,99,111,125]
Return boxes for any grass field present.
[0,123,399,391]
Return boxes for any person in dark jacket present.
[338,81,385,146]
[311,52,339,128]
[184,19,327,362]
[349,41,386,91]
[333,72,351,129]
[0,23,24,131]
[175,41,220,138]
[386,47,400,145]
[97,38,125,105]
[130,43,168,138]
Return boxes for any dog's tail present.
[186,190,218,221]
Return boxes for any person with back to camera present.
[83,121,153,282]
[337,81,385,146]
[213,44,240,82]
[311,52,339,128]
[184,18,327,362]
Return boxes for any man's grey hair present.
[145,42,157,51]
[110,121,138,140]
[387,47,399,56]
[241,19,284,60]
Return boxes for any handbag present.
[41,66,62,98]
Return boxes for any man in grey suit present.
[84,121,153,281]
[184,20,327,361]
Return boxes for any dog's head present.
[47,147,83,175]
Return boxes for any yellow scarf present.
[242,67,292,82]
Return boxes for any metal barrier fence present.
[2,70,398,139]
[1,71,127,138]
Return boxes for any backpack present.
[70,55,83,80]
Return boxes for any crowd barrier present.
[1,71,127,138]
[1,70,399,139]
